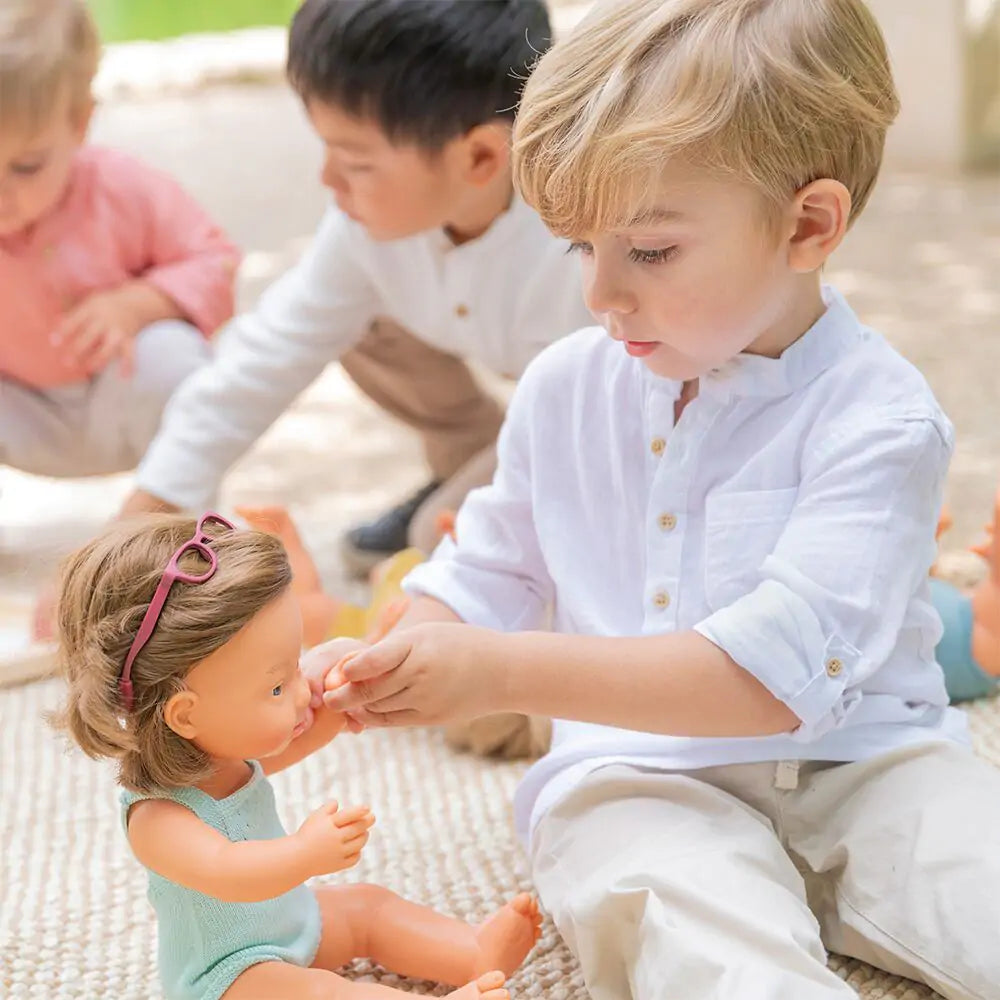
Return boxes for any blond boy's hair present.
[514,0,899,236]
[0,0,100,134]
[52,515,292,794]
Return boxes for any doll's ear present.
[164,690,199,740]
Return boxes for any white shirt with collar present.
[404,286,969,844]
[136,198,591,510]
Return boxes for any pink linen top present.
[0,146,240,388]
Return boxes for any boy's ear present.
[458,122,511,186]
[164,690,200,740]
[786,179,851,273]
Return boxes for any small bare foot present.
[474,893,542,977]
[447,971,509,1000]
[236,505,324,593]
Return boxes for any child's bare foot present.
[235,505,322,589]
[447,971,508,999]
[237,505,343,647]
[474,893,542,977]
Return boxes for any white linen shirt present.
[404,287,969,844]
[136,198,591,510]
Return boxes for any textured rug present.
[2,678,998,999]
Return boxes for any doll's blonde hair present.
[0,0,100,134]
[513,0,899,237]
[52,515,292,794]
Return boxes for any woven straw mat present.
[3,678,999,999]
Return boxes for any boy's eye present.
[10,161,44,177]
[271,685,283,697]
[566,241,593,256]
[628,246,679,265]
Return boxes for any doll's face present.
[166,588,312,762]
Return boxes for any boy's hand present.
[322,622,505,727]
[294,801,374,877]
[301,637,369,710]
[52,281,181,377]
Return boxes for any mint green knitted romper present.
[121,761,322,1000]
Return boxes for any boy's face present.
[307,99,471,241]
[571,162,814,381]
[0,99,90,239]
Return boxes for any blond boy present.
[0,0,238,478]
[317,1,1000,997]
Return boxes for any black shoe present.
[341,480,442,578]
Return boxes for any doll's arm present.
[262,701,349,775]
[127,797,373,903]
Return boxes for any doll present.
[932,493,1000,702]
[235,507,552,760]
[53,513,541,1000]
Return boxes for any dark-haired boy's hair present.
[288,0,552,149]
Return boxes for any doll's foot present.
[236,506,324,592]
[237,505,343,646]
[474,893,542,977]
[447,971,508,1000]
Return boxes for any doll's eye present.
[271,685,283,697]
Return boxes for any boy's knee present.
[130,320,211,401]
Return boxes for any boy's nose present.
[585,266,636,317]
[321,159,348,194]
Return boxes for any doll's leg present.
[225,961,509,999]
[312,884,541,985]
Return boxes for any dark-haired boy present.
[121,0,590,573]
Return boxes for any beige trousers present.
[0,320,210,478]
[531,742,1000,1000]
[340,319,505,551]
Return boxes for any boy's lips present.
[624,340,660,358]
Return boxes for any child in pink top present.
[0,0,240,477]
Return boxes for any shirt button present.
[826,657,844,677]
[652,591,671,610]
[455,303,469,318]
[658,512,677,532]
[650,437,666,457]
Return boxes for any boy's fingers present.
[340,638,411,682]
[302,637,368,685]
[64,321,106,366]
[348,706,423,730]
[52,304,88,345]
[366,689,417,715]
[323,670,406,711]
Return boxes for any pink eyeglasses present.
[118,512,236,713]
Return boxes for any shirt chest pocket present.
[703,487,799,610]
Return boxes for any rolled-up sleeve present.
[404,371,554,632]
[694,411,953,742]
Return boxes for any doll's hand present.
[301,638,369,711]
[295,801,374,877]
